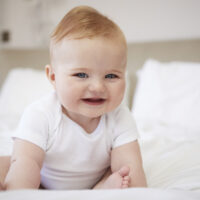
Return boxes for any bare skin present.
[0,182,3,190]
[96,166,131,189]
[0,156,10,190]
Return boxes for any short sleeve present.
[12,103,49,151]
[112,105,139,149]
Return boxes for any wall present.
[0,0,200,47]
[63,0,200,42]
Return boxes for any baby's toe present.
[122,179,129,188]
[122,182,129,188]
[118,166,130,177]
[123,175,130,181]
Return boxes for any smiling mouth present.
[82,98,106,105]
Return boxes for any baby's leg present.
[0,156,11,189]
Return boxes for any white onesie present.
[13,91,139,190]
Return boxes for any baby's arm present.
[111,140,147,187]
[4,139,45,190]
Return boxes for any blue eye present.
[105,74,118,79]
[74,73,88,78]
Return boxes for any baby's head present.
[46,6,127,119]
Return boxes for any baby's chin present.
[77,109,107,118]
[80,107,118,118]
[81,111,105,119]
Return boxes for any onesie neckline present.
[61,112,105,137]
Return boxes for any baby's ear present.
[45,65,55,86]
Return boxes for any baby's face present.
[50,37,127,119]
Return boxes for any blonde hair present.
[51,6,126,43]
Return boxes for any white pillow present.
[0,68,53,118]
[132,59,200,135]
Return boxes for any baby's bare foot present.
[101,166,130,189]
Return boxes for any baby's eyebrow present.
[111,69,123,73]
[108,69,124,74]
[70,67,89,71]
[69,67,124,74]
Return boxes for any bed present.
[0,39,200,199]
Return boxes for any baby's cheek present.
[110,83,125,107]
[117,82,126,98]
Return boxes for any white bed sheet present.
[0,188,199,200]
[0,114,15,156]
[140,135,200,191]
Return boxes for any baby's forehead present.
[50,38,127,72]
[52,34,126,48]
[50,36,127,62]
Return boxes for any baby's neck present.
[80,117,101,134]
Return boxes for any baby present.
[0,6,147,190]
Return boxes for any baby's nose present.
[88,79,105,93]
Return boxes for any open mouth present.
[82,98,106,105]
